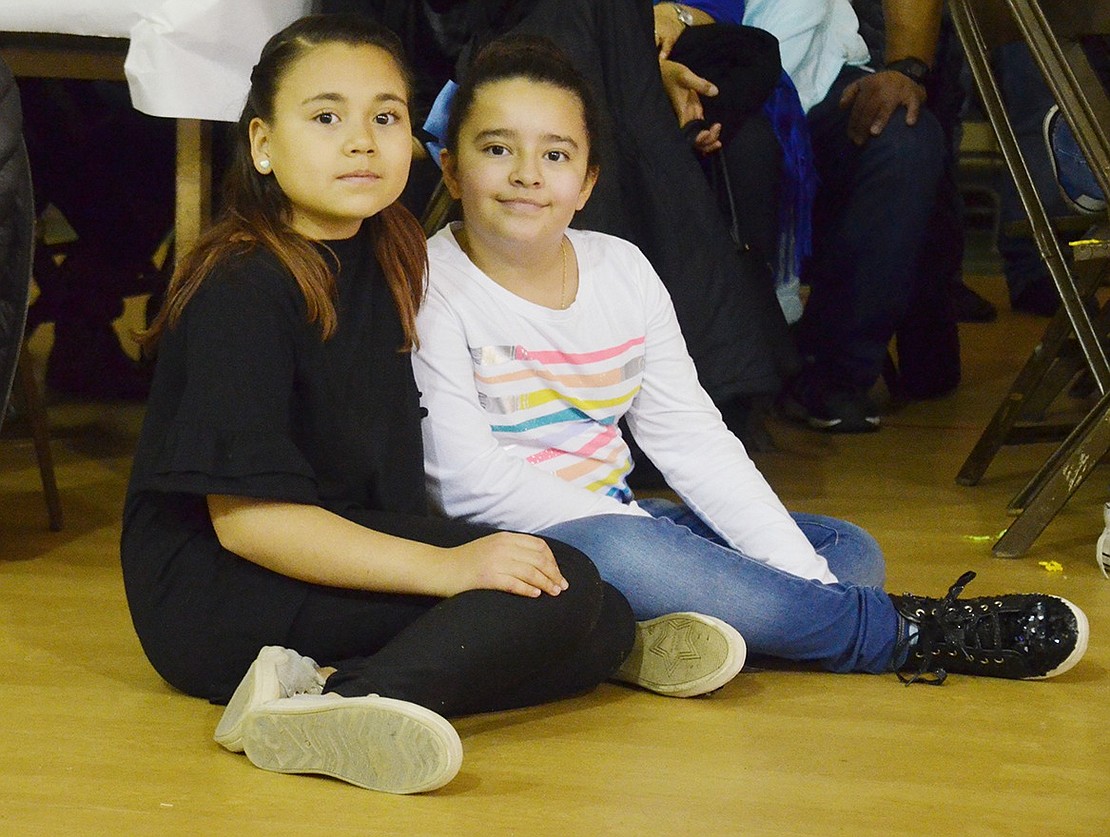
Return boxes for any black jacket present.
[325,0,797,402]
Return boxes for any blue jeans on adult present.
[795,66,946,394]
[541,498,902,674]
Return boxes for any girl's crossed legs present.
[541,499,901,674]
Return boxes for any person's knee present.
[546,538,602,591]
[541,538,609,632]
[866,109,945,185]
[837,521,886,587]
[796,513,886,587]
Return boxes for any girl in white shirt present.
[412,35,1087,685]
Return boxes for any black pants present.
[192,512,635,717]
[290,549,633,717]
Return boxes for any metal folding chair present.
[949,0,1110,556]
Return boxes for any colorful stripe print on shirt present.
[470,336,645,501]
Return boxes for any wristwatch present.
[884,57,931,86]
[674,4,694,27]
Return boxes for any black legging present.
[209,511,634,717]
[289,545,634,717]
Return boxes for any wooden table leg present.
[16,345,62,531]
[174,118,212,265]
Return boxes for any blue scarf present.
[764,70,817,281]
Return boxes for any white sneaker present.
[614,612,746,697]
[1096,501,1110,578]
[214,646,325,753]
[241,693,463,794]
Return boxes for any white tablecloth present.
[2,0,314,121]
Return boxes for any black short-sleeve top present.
[120,228,427,666]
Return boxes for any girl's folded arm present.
[207,495,569,598]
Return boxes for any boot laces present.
[896,570,983,686]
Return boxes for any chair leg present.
[954,261,1106,486]
[16,344,62,531]
[994,387,1110,558]
[955,306,1075,485]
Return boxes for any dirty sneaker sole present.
[616,612,746,697]
[214,646,322,753]
[242,695,462,794]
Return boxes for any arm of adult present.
[208,495,568,599]
[652,2,716,60]
[658,58,722,154]
[838,0,943,144]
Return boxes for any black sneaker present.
[779,378,880,434]
[891,571,1088,685]
[951,280,997,324]
[1010,276,1061,318]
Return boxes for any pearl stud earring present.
[258,159,271,171]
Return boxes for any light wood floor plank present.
[2,273,1107,836]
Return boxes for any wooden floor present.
[2,263,1107,835]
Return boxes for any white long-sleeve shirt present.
[743,0,870,112]
[413,225,836,583]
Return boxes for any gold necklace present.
[559,237,569,309]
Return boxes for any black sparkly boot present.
[891,571,1088,685]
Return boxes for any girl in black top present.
[119,14,646,795]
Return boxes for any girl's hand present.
[446,532,569,598]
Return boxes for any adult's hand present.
[653,2,686,60]
[838,69,927,145]
[659,58,723,155]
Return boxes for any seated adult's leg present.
[796,67,945,396]
[890,165,962,400]
[993,43,1067,316]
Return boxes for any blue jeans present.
[796,66,946,392]
[541,499,901,674]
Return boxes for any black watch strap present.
[884,57,930,85]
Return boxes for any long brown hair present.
[141,14,426,352]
